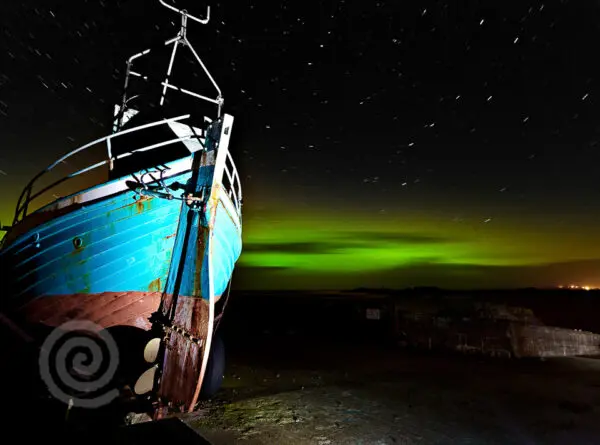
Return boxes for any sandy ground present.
[182,335,600,445]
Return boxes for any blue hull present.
[0,111,243,416]
[0,156,242,329]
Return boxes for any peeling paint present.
[149,277,162,292]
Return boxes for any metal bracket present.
[151,314,204,347]
[184,186,207,212]
[133,181,208,213]
[162,322,204,346]
[140,167,170,192]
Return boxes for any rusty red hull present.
[16,292,163,331]
[157,297,210,411]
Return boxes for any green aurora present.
[233,205,600,290]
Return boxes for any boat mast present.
[115,1,223,132]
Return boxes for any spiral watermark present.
[39,320,120,409]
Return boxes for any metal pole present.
[184,37,223,101]
[160,40,180,106]
[117,60,133,131]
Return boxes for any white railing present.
[13,114,195,225]
[222,150,242,216]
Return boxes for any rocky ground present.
[182,335,600,444]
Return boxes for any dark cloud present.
[243,242,336,254]
[340,232,458,245]
[235,265,292,272]
[231,265,291,289]
[243,232,457,256]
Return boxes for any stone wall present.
[394,306,600,358]
[509,323,600,358]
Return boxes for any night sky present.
[2,1,600,290]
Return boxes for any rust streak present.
[134,196,153,215]
[149,277,161,293]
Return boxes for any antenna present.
[158,1,210,25]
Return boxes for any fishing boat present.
[0,1,242,418]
